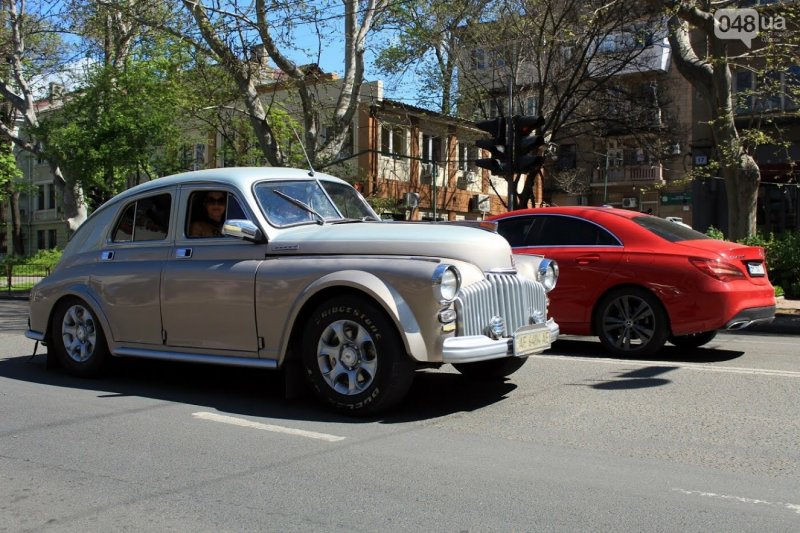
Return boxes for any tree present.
[652,0,800,239]
[374,0,492,114]
[0,0,88,231]
[457,0,674,210]
[118,0,389,170]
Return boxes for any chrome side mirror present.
[222,219,264,243]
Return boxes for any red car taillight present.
[689,257,746,282]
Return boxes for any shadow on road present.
[0,350,517,424]
[550,337,745,364]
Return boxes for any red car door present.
[500,214,624,334]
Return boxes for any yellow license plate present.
[513,324,551,356]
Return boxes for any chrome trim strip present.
[113,347,278,369]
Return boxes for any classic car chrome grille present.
[454,273,547,337]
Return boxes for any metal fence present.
[3,263,50,297]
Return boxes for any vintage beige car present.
[26,167,559,415]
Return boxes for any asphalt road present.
[1,298,799,532]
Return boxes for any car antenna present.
[291,126,315,177]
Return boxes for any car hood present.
[267,221,514,270]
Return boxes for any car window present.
[255,180,340,227]
[321,181,379,220]
[186,190,246,238]
[111,193,171,242]
[533,215,620,246]
[497,217,537,247]
[632,214,710,242]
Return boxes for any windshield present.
[632,214,711,243]
[254,179,378,227]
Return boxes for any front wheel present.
[595,287,668,357]
[49,297,109,377]
[453,357,528,380]
[302,296,415,416]
[668,330,717,349]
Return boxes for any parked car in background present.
[489,206,775,357]
[26,167,559,415]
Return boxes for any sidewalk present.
[751,296,800,335]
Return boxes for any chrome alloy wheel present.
[316,319,378,395]
[601,293,657,350]
[61,304,98,363]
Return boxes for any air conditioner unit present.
[470,194,490,213]
[622,197,638,209]
[465,171,477,184]
[404,192,420,208]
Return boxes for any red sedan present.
[489,207,776,356]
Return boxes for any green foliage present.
[28,248,63,269]
[705,226,725,240]
[37,56,194,207]
[765,231,800,299]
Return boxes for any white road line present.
[192,411,346,442]
[673,488,800,516]
[538,355,800,378]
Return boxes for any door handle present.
[175,248,193,258]
[100,251,114,261]
[575,255,600,265]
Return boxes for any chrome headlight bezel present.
[537,258,559,292]
[433,264,461,303]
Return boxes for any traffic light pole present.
[507,80,515,212]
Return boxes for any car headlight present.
[537,259,559,292]
[433,264,461,303]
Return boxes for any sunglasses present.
[205,196,225,205]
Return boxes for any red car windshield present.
[631,215,711,243]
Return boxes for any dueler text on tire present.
[595,287,668,357]
[49,297,109,377]
[453,357,528,380]
[302,296,415,416]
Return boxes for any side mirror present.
[222,219,264,243]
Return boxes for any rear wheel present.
[668,330,717,349]
[453,357,528,380]
[595,287,668,357]
[302,296,415,416]
[49,297,109,377]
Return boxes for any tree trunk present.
[10,190,23,255]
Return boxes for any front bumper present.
[441,317,559,364]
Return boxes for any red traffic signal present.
[513,115,546,174]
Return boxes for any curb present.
[746,312,800,335]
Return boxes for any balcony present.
[591,165,665,186]
[33,209,59,222]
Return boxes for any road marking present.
[538,355,800,378]
[673,488,800,515]
[192,411,345,442]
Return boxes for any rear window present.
[632,215,710,243]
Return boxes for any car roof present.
[116,167,348,200]
[488,205,643,222]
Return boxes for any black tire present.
[453,357,528,380]
[595,287,668,357]
[668,330,718,349]
[49,297,109,377]
[302,296,415,416]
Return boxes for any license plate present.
[747,262,765,276]
[513,324,551,357]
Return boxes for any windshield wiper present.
[273,190,325,225]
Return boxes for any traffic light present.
[474,117,508,176]
[512,115,546,174]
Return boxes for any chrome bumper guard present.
[442,318,559,364]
